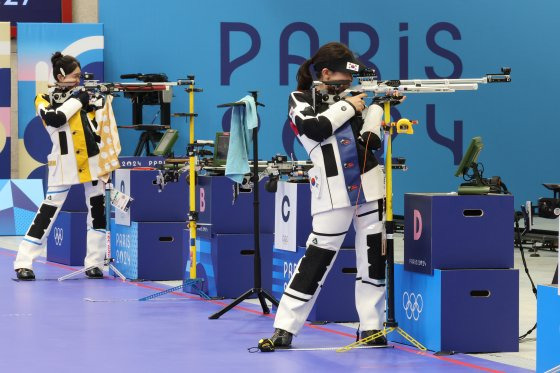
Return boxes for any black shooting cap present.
[314,53,367,75]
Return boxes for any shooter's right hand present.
[344,93,367,113]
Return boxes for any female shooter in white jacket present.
[263,42,404,348]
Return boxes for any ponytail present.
[296,59,314,91]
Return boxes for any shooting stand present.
[209,91,279,319]
[338,102,426,352]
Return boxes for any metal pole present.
[251,91,261,289]
[384,101,397,328]
[188,81,197,279]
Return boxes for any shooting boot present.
[15,268,35,281]
[85,267,104,279]
[360,329,387,346]
[270,328,293,348]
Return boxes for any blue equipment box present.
[404,193,514,274]
[272,246,358,323]
[537,284,560,373]
[110,219,187,280]
[389,263,519,353]
[274,181,356,249]
[46,211,86,266]
[61,184,87,212]
[196,176,274,234]
[114,168,188,223]
[183,228,273,298]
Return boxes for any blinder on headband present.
[314,56,366,75]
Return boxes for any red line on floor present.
[390,344,505,373]
[1,247,507,372]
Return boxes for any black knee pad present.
[89,194,106,229]
[27,203,58,240]
[289,245,336,296]
[366,233,386,280]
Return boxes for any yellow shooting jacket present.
[36,92,102,187]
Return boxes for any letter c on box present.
[281,195,290,222]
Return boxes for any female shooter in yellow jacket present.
[14,52,106,280]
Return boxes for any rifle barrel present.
[346,73,511,96]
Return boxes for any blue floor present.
[0,248,533,372]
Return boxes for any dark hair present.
[296,42,355,91]
[51,51,81,82]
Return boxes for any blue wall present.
[99,0,560,213]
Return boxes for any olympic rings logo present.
[403,291,423,321]
[53,227,64,246]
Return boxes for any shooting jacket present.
[288,90,385,215]
[36,91,102,187]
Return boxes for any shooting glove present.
[88,93,105,112]
[73,89,90,108]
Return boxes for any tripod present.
[134,127,165,156]
[338,102,426,352]
[209,91,279,319]
[58,181,127,282]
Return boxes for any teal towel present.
[225,95,258,184]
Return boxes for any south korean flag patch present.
[308,166,323,199]
[346,62,360,72]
